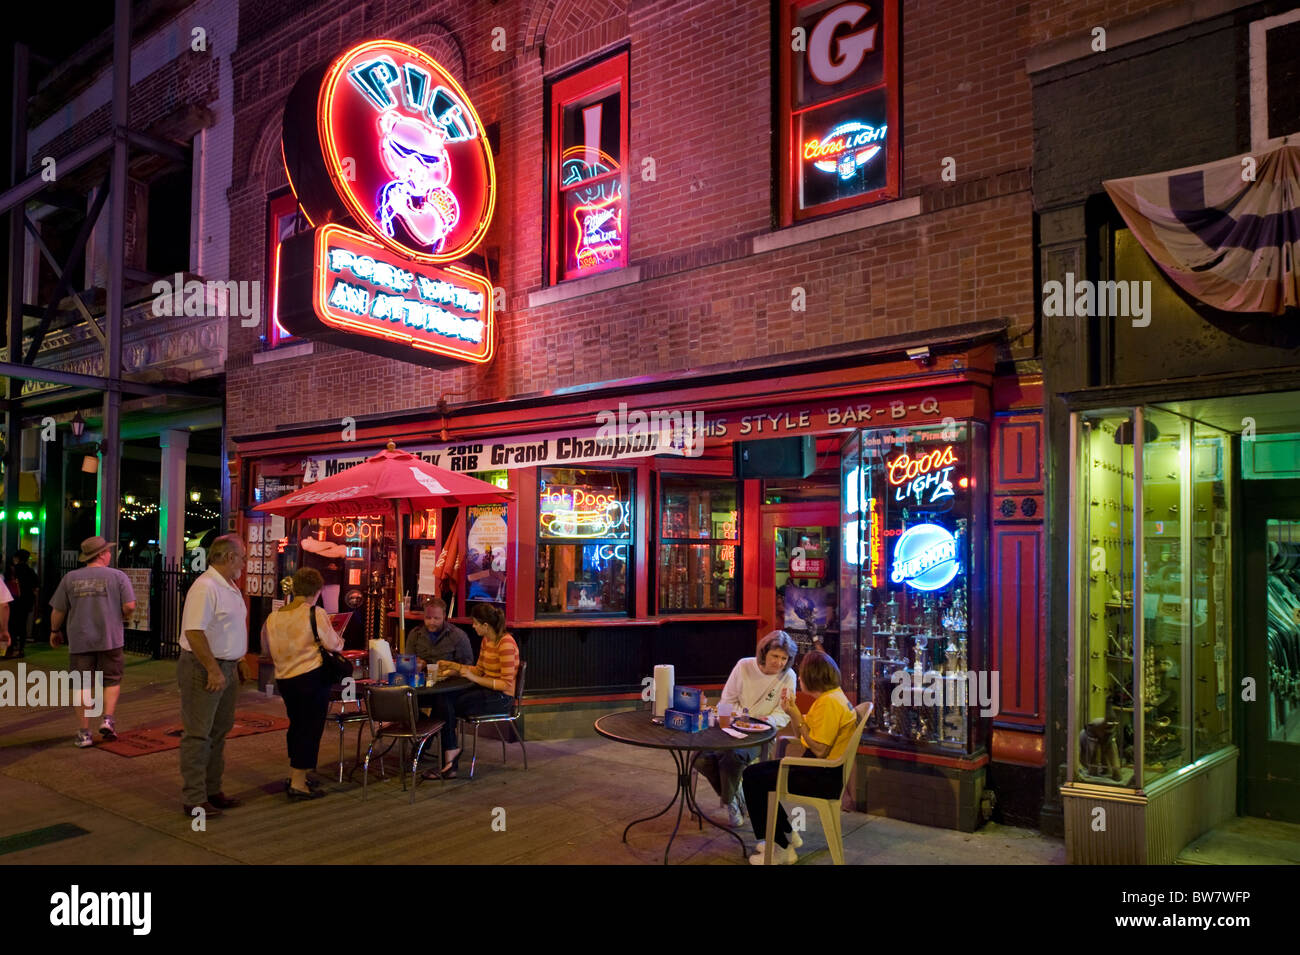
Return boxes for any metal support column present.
[5,43,29,561]
[100,0,131,543]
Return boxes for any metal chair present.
[362,685,444,803]
[761,701,873,865]
[327,691,372,783]
[460,660,528,779]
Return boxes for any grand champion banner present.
[299,388,964,482]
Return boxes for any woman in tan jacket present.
[261,567,344,800]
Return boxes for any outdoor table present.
[594,708,776,865]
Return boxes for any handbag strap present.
[306,601,323,648]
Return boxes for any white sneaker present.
[725,802,744,828]
[753,830,802,852]
[749,842,798,865]
[74,729,94,748]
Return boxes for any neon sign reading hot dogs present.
[540,486,631,539]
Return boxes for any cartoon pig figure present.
[376,110,460,251]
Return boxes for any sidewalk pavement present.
[0,646,1065,865]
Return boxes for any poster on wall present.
[782,582,837,633]
[123,569,151,632]
[466,504,507,603]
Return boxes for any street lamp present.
[71,410,86,438]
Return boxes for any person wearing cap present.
[177,533,251,818]
[49,536,137,748]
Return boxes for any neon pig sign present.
[280,40,496,368]
[890,523,959,592]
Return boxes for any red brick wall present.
[226,0,1041,440]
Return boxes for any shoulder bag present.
[309,605,353,683]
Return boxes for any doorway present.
[1242,480,1300,822]
[759,502,840,661]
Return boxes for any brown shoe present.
[206,792,241,810]
[182,802,223,817]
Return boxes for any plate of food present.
[732,719,769,733]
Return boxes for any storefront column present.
[159,429,189,566]
[1040,200,1088,838]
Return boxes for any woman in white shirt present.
[694,630,798,827]
[261,567,344,801]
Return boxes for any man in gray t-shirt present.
[50,536,136,748]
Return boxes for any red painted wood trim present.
[856,744,990,770]
[991,524,1045,723]
[514,466,538,624]
[233,357,996,457]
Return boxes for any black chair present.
[362,685,444,803]
[327,691,371,783]
[460,660,528,779]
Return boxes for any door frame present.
[1240,478,1300,821]
[758,501,841,645]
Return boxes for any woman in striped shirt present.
[430,603,518,778]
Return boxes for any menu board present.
[123,568,151,632]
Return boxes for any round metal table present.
[594,708,776,864]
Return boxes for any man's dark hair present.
[15,550,29,562]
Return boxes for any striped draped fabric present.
[1103,143,1300,315]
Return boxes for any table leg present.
[683,751,748,860]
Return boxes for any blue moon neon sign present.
[890,523,959,592]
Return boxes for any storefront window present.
[536,468,632,615]
[842,421,987,753]
[548,53,629,284]
[1193,423,1232,756]
[659,477,739,612]
[1074,408,1234,787]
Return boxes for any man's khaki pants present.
[178,652,240,806]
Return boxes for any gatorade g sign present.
[780,1,899,223]
[280,40,496,367]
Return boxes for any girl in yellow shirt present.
[741,650,857,864]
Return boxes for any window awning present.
[1104,143,1300,315]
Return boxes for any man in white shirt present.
[178,534,250,817]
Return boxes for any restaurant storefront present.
[1032,3,1300,859]
[231,325,1047,830]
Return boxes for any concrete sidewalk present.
[0,646,1065,865]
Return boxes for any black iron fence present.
[56,555,200,659]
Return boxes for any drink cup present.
[718,702,733,728]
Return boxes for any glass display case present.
[1073,408,1232,786]
[840,421,988,753]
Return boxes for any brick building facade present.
[223,0,1233,834]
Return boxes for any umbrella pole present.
[395,501,406,654]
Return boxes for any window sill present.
[754,196,922,255]
[527,266,642,308]
[252,341,314,364]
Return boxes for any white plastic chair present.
[762,701,873,865]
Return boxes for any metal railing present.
[56,555,199,659]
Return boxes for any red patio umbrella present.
[253,441,512,651]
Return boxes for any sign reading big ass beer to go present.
[280,40,496,366]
